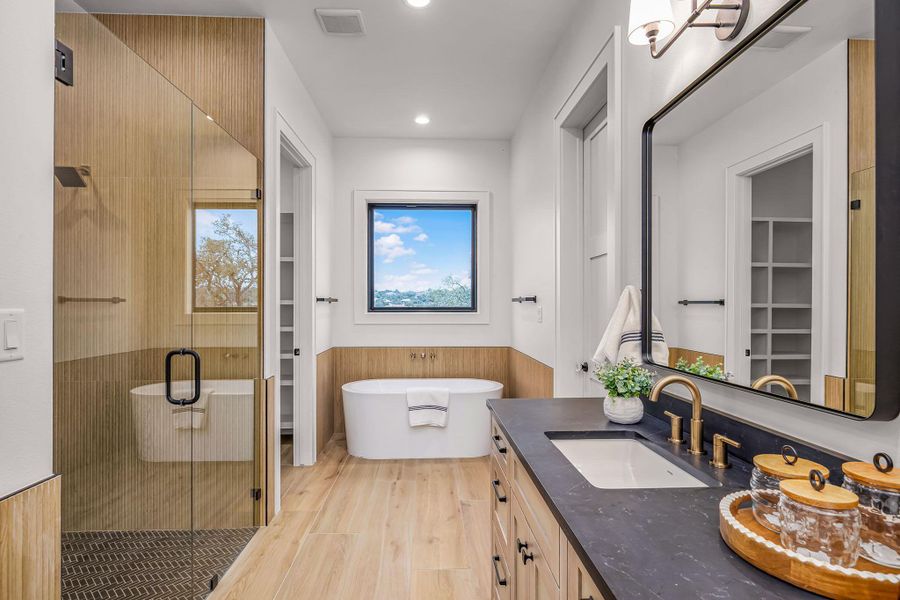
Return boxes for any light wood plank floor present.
[210,439,491,600]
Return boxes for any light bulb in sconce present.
[628,0,676,46]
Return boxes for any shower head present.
[54,165,90,188]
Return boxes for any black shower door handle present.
[165,348,201,406]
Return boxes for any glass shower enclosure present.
[54,5,262,598]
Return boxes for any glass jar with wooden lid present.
[842,452,900,568]
[779,470,861,567]
[751,445,830,532]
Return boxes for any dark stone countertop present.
[488,397,824,600]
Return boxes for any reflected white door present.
[583,107,610,396]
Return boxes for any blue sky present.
[195,208,257,249]
[372,207,473,292]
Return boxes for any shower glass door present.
[54,5,260,599]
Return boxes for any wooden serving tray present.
[719,491,900,600]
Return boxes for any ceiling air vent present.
[315,9,366,36]
[754,25,813,51]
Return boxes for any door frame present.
[271,110,317,486]
[725,125,831,405]
[554,27,623,397]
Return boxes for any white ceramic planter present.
[603,396,644,425]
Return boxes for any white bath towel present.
[173,388,212,430]
[593,285,669,367]
[407,387,450,428]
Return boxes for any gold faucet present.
[710,434,741,469]
[650,375,705,455]
[751,374,798,400]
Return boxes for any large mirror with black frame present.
[642,0,900,419]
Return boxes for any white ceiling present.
[73,0,582,139]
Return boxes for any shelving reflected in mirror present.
[647,0,876,417]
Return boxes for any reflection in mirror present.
[649,0,874,417]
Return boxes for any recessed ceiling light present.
[414,114,431,125]
[404,0,431,8]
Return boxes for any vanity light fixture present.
[628,0,750,59]
[414,114,431,125]
[404,0,431,8]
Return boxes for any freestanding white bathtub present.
[342,378,503,459]
[130,379,254,462]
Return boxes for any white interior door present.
[583,107,610,396]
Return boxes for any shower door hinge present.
[55,40,74,86]
[850,199,862,210]
[209,574,220,591]
[293,348,300,356]
[255,188,262,200]
[251,488,262,501]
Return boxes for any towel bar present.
[512,296,538,303]
[678,299,725,306]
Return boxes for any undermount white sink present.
[550,437,709,489]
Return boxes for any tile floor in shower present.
[61,528,256,600]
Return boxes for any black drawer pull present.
[492,434,508,454]
[491,479,507,503]
[516,538,529,553]
[522,550,534,565]
[492,555,508,586]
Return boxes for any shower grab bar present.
[678,299,725,306]
[58,295,126,304]
[511,296,538,303]
[165,348,202,406]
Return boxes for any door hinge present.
[55,40,74,86]
[255,188,262,200]
[251,488,262,501]
[293,348,300,356]
[745,349,751,357]
[209,574,220,591]
[850,199,862,210]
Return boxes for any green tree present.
[424,275,471,307]
[195,214,258,308]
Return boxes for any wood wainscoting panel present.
[94,14,264,160]
[849,39,876,174]
[508,348,553,398]
[316,349,335,453]
[0,476,61,600]
[331,347,511,434]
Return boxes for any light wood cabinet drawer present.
[567,543,607,600]
[493,525,512,600]
[511,495,560,600]
[512,450,561,585]
[491,418,512,475]
[491,455,512,549]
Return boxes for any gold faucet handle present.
[663,411,684,444]
[710,434,741,469]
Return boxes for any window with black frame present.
[367,203,477,312]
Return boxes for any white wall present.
[331,137,512,347]
[264,23,335,377]
[509,0,900,459]
[265,25,336,508]
[0,0,55,497]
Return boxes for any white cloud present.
[413,233,429,242]
[373,211,384,220]
[394,216,416,225]
[410,262,436,275]
[373,220,422,235]
[374,234,415,263]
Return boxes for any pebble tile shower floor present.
[61,528,256,599]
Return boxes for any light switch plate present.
[0,309,24,362]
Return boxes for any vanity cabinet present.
[490,416,612,600]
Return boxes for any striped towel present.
[407,387,450,428]
[592,285,669,367]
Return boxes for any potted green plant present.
[595,358,655,424]
[675,356,730,381]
